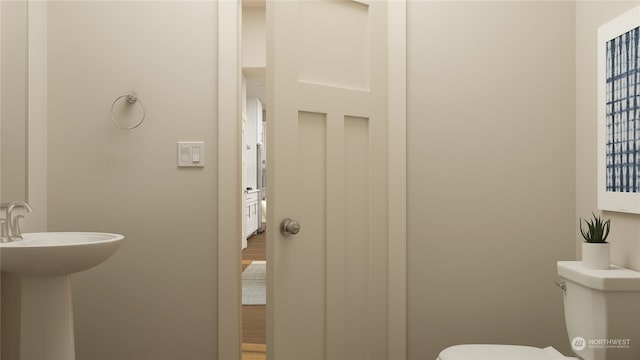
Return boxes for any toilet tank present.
[557,261,640,360]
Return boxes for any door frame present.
[217,1,407,359]
[217,1,243,359]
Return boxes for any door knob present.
[280,218,300,236]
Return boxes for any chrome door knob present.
[280,218,300,236]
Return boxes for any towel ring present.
[111,91,146,130]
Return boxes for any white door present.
[266,1,401,359]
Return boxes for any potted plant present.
[579,213,611,269]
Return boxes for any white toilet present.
[437,261,640,360]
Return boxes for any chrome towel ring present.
[111,91,146,130]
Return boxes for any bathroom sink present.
[0,232,124,360]
[0,232,124,275]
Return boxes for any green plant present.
[580,213,611,243]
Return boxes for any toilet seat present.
[437,344,574,360]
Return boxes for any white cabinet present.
[245,190,259,238]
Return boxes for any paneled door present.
[266,1,403,359]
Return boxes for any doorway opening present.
[218,1,407,359]
[240,2,267,359]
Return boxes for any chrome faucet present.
[4,201,33,242]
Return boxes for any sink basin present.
[0,232,124,360]
[0,232,124,275]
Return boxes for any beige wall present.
[242,5,266,69]
[47,2,218,359]
[407,1,576,358]
[10,2,627,360]
[0,3,27,355]
[1,2,48,358]
[575,1,640,272]
[0,0,28,204]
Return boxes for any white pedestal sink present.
[0,232,124,360]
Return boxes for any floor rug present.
[242,260,266,305]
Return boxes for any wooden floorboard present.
[243,231,266,261]
[242,350,266,360]
[242,342,266,360]
[242,305,266,344]
[243,232,266,347]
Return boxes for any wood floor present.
[242,343,267,360]
[243,231,266,360]
[243,304,266,344]
[243,231,266,261]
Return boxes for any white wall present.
[575,1,640,272]
[46,2,218,359]
[407,1,576,358]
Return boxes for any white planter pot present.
[582,242,611,270]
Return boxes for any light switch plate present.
[178,141,205,167]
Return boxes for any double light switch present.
[178,141,205,167]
